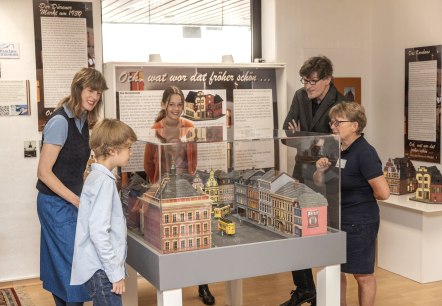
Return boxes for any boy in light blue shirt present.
[71,119,137,306]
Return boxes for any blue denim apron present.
[37,193,90,302]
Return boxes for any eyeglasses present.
[300,77,321,85]
[329,120,352,127]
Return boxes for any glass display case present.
[120,126,340,255]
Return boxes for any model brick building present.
[257,170,294,227]
[139,166,213,253]
[235,169,265,217]
[184,90,223,120]
[272,181,328,237]
[383,157,417,194]
[413,165,442,203]
[234,169,328,237]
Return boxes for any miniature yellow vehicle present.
[218,217,236,235]
[213,205,231,218]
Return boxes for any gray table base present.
[123,230,345,306]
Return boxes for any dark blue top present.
[340,135,383,224]
[36,107,90,196]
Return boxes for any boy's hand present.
[111,279,125,295]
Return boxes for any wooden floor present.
[3,266,442,306]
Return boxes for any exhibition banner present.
[112,66,278,133]
[405,45,441,163]
[108,64,280,172]
[33,0,95,131]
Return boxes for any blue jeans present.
[85,270,122,306]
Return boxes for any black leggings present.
[52,294,84,306]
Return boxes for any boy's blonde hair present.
[90,119,137,159]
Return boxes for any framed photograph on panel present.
[333,77,361,104]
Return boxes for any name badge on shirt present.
[335,159,346,169]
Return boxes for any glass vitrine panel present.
[120,127,340,254]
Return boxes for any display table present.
[378,194,442,283]
[122,230,346,306]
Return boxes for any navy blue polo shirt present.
[340,135,383,224]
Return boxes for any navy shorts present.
[341,221,379,274]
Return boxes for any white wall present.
[0,0,41,282]
[370,0,442,167]
[263,0,371,132]
[0,0,102,282]
[262,0,372,167]
[263,0,442,167]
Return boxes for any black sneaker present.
[279,290,316,306]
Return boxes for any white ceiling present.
[101,0,251,26]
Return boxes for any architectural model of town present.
[122,166,329,254]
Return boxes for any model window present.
[172,213,177,222]
[180,225,185,234]
[173,241,178,250]
[196,224,201,234]
[203,210,208,219]
[203,237,208,245]
[196,238,201,247]
[287,224,293,234]
[165,241,170,251]
[203,223,208,232]
[188,224,193,234]
[164,214,169,223]
[180,240,185,249]
[188,212,193,220]
[164,227,170,237]
[172,226,178,236]
[189,239,193,248]
[180,213,185,221]
[196,211,200,220]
